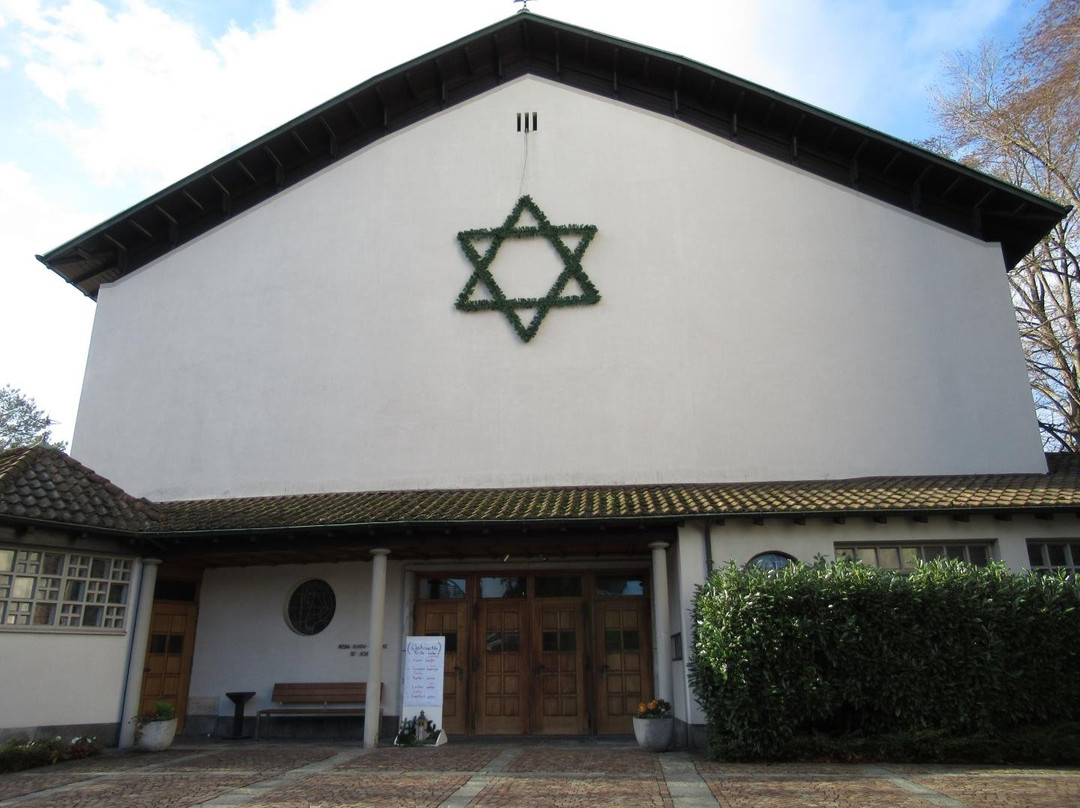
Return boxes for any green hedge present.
[689,558,1080,760]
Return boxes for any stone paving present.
[0,740,1077,808]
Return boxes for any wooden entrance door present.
[595,599,653,734]
[414,599,468,736]
[533,600,586,734]
[475,600,527,734]
[140,601,197,731]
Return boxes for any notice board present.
[402,636,445,708]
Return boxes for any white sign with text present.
[401,636,447,742]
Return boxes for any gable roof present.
[0,446,160,533]
[39,13,1069,299]
[3,448,1080,543]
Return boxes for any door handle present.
[454,665,463,679]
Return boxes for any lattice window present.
[835,542,993,572]
[1026,540,1080,575]
[0,547,133,630]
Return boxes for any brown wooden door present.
[140,601,196,731]
[414,600,468,736]
[595,599,652,734]
[476,600,526,734]
[534,600,586,734]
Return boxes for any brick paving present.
[0,772,87,802]
[245,773,470,808]
[505,748,662,775]
[332,746,501,772]
[911,771,1080,808]
[0,741,1078,808]
[469,776,672,807]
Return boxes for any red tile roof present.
[0,446,159,532]
[154,454,1080,533]
[3,447,1078,536]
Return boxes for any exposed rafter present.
[37,12,1069,300]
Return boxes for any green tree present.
[0,385,68,452]
[928,0,1079,450]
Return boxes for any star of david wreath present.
[455,196,599,342]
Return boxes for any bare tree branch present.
[929,0,1080,451]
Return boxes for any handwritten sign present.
[403,636,445,708]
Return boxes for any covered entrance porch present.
[414,570,654,736]
[136,513,679,746]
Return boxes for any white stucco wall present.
[701,513,1077,571]
[73,76,1044,500]
[186,560,404,719]
[0,532,140,734]
[0,632,128,731]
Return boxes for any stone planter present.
[633,716,673,752]
[135,718,177,752]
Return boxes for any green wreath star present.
[456,195,600,342]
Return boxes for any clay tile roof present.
[3,447,1078,536]
[0,446,161,533]
[154,454,1080,533]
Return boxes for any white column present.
[650,541,672,704]
[118,558,161,748]
[363,548,390,748]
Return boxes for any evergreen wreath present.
[456,195,600,342]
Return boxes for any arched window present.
[747,551,797,572]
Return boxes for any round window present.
[286,579,336,636]
[747,551,797,572]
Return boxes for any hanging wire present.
[518,122,530,197]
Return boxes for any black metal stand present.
[224,691,256,740]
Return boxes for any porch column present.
[649,541,672,704]
[119,558,161,748]
[363,548,390,748]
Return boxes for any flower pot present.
[136,718,177,752]
[633,716,673,752]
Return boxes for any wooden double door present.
[414,572,652,736]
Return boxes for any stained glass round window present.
[747,551,797,572]
[286,579,336,636]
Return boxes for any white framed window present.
[835,542,992,572]
[1026,540,1080,575]
[0,546,132,630]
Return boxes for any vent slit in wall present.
[516,112,539,133]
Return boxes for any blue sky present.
[0,0,1035,448]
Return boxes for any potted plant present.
[133,701,177,752]
[633,699,673,752]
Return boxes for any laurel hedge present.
[689,558,1080,760]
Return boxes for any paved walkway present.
[0,740,1078,807]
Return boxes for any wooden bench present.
[255,682,382,739]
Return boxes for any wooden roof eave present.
[37,12,1071,300]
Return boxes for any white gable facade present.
[75,76,1043,502]
[3,15,1075,749]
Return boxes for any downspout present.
[687,519,714,751]
[704,520,713,574]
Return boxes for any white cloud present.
[4,0,1021,198]
[7,0,504,195]
[0,161,97,447]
